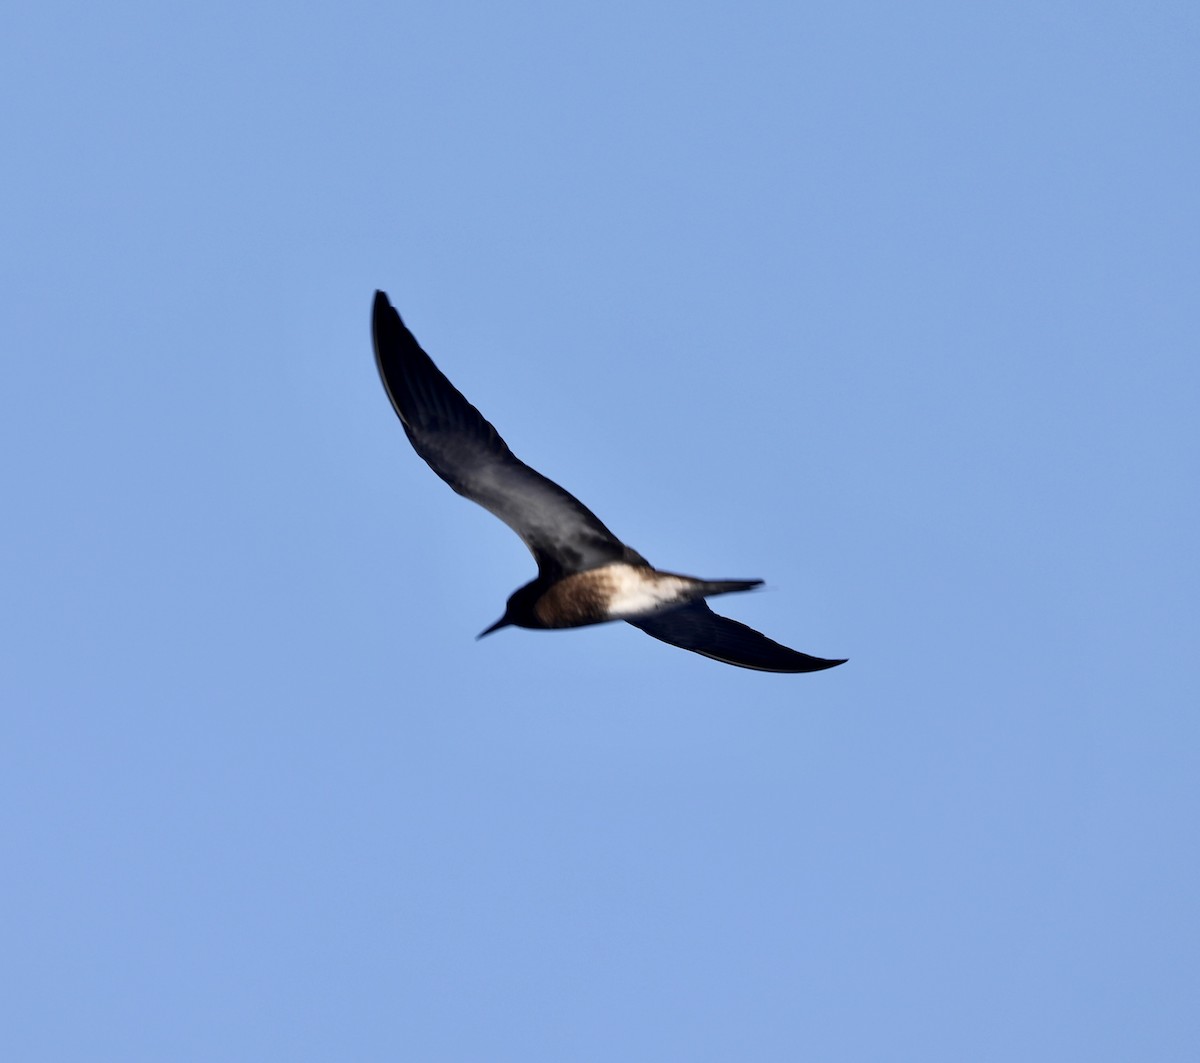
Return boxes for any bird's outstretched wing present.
[372,291,644,578]
[627,600,847,673]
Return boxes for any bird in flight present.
[372,290,845,674]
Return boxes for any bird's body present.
[503,562,760,630]
[371,290,845,674]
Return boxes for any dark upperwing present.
[372,291,645,579]
[627,600,847,673]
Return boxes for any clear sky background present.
[3,2,1197,1060]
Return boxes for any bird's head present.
[476,582,542,639]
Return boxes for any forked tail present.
[697,578,764,598]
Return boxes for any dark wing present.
[627,600,847,673]
[372,291,644,578]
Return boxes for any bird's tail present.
[696,578,763,598]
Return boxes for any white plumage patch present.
[601,564,691,620]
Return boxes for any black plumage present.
[372,290,845,674]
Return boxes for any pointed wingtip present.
[626,600,848,674]
[783,655,847,673]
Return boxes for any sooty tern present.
[372,290,845,674]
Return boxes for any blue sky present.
[3,1,1197,1059]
